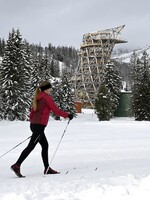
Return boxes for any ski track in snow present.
[1,109,150,200]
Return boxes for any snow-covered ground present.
[112,46,150,63]
[1,109,150,200]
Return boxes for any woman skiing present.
[11,81,73,177]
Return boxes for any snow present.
[112,46,150,63]
[1,109,150,200]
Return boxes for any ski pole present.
[0,136,31,159]
[50,119,70,165]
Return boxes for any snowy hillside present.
[1,109,150,199]
[112,46,150,63]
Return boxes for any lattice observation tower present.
[74,25,127,108]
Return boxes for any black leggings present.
[16,124,49,169]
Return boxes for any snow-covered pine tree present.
[95,84,111,121]
[130,51,138,70]
[51,79,63,120]
[130,52,138,91]
[131,58,142,119]
[23,40,35,104]
[102,62,121,117]
[135,73,150,120]
[38,48,52,81]
[0,62,2,119]
[28,44,43,92]
[0,28,32,120]
[52,79,63,108]
[0,38,5,57]
[50,59,60,77]
[131,51,150,120]
[30,55,41,95]
[61,69,76,116]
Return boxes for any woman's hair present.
[33,81,51,111]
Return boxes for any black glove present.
[68,114,73,120]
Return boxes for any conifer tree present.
[51,79,63,120]
[0,38,5,57]
[61,69,76,115]
[0,29,32,120]
[134,73,150,120]
[0,62,2,117]
[131,51,150,120]
[52,70,76,118]
[31,55,41,92]
[23,40,34,101]
[50,60,60,77]
[102,62,121,117]
[95,85,111,121]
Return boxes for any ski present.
[65,167,98,174]
[10,167,98,178]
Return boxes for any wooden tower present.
[74,25,127,108]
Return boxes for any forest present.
[1,28,150,121]
[0,28,78,120]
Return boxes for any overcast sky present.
[0,0,150,50]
